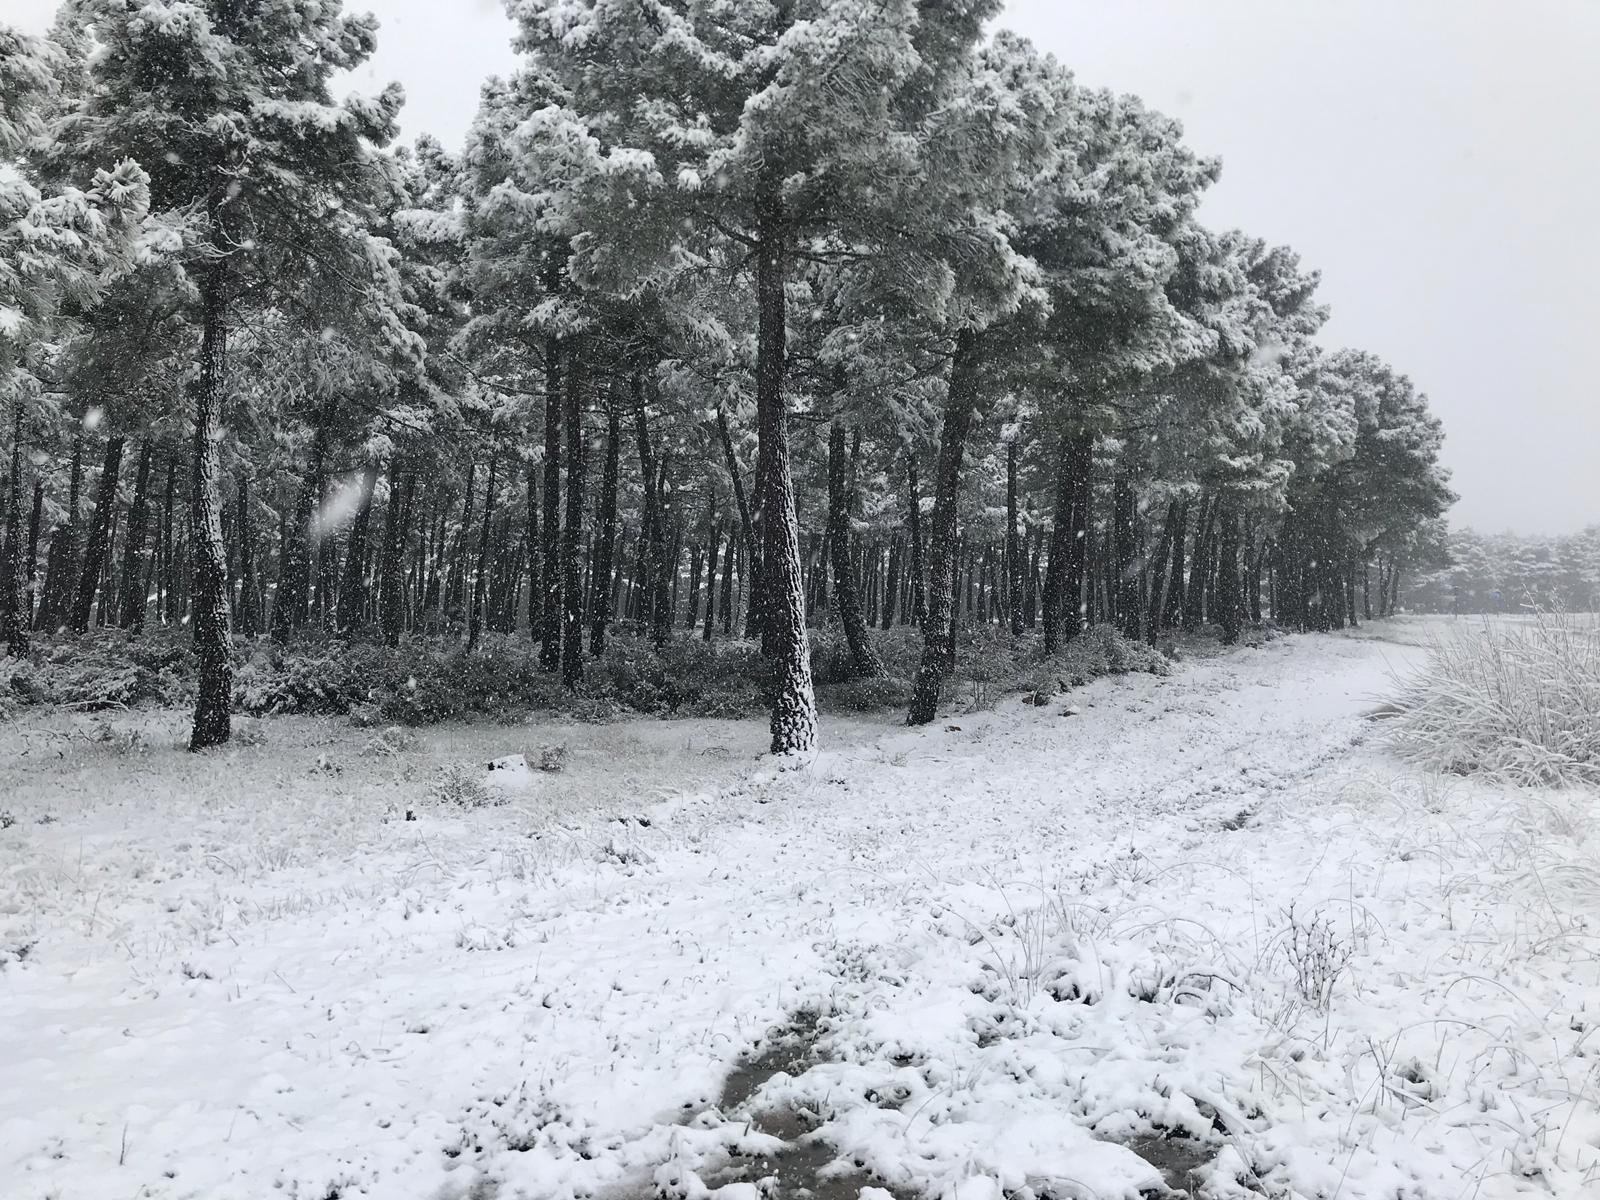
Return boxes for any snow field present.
[1,626,1596,1199]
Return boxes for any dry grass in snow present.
[1384,610,1600,787]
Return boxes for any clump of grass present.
[1384,609,1600,787]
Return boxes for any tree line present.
[0,1,1453,753]
[1400,524,1600,614]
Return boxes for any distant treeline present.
[1405,526,1600,613]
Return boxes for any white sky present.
[11,0,1599,535]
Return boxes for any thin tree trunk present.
[714,406,760,642]
[1162,498,1189,631]
[1216,499,1243,643]
[908,331,981,725]
[236,469,259,638]
[158,455,176,625]
[539,339,563,667]
[116,440,154,630]
[23,478,42,631]
[559,351,587,687]
[1005,436,1024,636]
[1111,469,1141,641]
[1183,496,1217,632]
[272,404,331,638]
[702,522,720,642]
[905,453,926,628]
[634,394,670,645]
[720,529,736,636]
[590,395,620,655]
[71,434,125,634]
[36,424,84,632]
[880,532,901,630]
[1145,499,1180,644]
[0,398,24,653]
[467,452,499,652]
[377,460,409,646]
[336,459,380,635]
[828,422,883,678]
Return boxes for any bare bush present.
[1384,609,1600,787]
[1282,903,1353,1010]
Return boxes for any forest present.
[10,5,1600,1199]
[1,1,1455,754]
[1401,524,1600,614]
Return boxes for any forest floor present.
[2,618,1597,1200]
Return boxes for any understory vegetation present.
[0,620,1175,726]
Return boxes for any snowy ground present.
[3,622,1597,1200]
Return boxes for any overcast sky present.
[12,1,1598,535]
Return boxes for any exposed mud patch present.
[704,1012,904,1200]
[1121,1132,1212,1195]
[624,1012,906,1200]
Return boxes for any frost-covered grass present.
[3,622,1595,1199]
[1384,609,1600,787]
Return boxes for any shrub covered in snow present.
[1385,610,1600,787]
[1,629,193,712]
[816,674,914,712]
[7,621,1178,728]
[429,761,496,809]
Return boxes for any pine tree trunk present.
[1041,431,1073,656]
[634,398,665,644]
[1111,470,1141,641]
[96,504,119,628]
[0,398,25,654]
[828,422,883,678]
[880,532,901,630]
[753,199,817,755]
[560,351,587,687]
[467,453,498,652]
[1183,496,1216,632]
[236,469,258,637]
[36,425,84,632]
[377,460,408,646]
[1145,499,1180,644]
[1042,428,1092,654]
[1216,501,1243,643]
[445,461,476,629]
[189,262,235,750]
[714,406,760,642]
[590,396,620,655]
[539,340,562,667]
[908,331,981,725]
[335,459,380,635]
[720,531,736,636]
[22,478,41,631]
[70,434,124,634]
[523,464,540,637]
[1005,437,1024,636]
[1161,499,1188,631]
[272,408,329,638]
[905,454,926,628]
[702,522,719,642]
[158,455,177,625]
[115,440,153,630]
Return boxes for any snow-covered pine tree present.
[63,0,407,746]
[1,23,148,655]
[503,0,1023,755]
